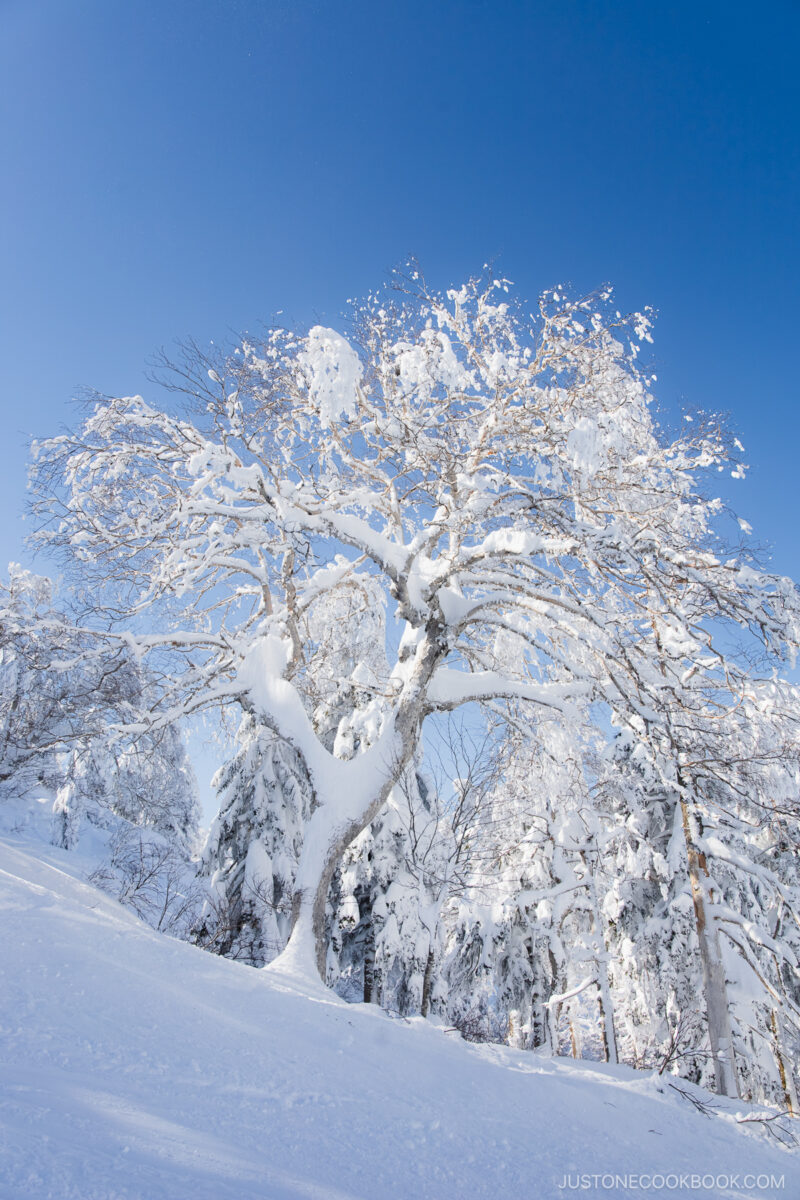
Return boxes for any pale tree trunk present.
[648,613,739,1100]
[679,793,739,1099]
[569,1019,579,1059]
[770,1009,797,1116]
[580,850,618,1065]
[768,919,798,1115]
[285,764,406,980]
[275,629,443,982]
[544,1003,561,1056]
[596,974,617,1065]
[420,889,451,1019]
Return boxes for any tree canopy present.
[30,270,800,1098]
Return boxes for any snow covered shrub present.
[89,826,204,937]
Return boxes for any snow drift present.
[1,832,797,1200]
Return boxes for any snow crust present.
[1,834,796,1200]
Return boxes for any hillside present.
[0,829,797,1200]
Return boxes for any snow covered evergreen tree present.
[194,714,313,964]
[596,731,710,1080]
[327,764,446,1012]
[438,709,617,1058]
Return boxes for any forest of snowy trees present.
[3,269,800,1115]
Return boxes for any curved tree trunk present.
[302,762,413,979]
[277,631,443,981]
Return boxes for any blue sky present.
[2,0,798,583]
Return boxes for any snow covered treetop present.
[29,267,800,737]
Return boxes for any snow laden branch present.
[30,268,800,984]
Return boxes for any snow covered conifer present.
[440,711,617,1058]
[195,714,313,964]
[596,732,708,1079]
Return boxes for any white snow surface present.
[1,831,797,1200]
[299,326,362,426]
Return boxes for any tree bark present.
[363,914,376,1004]
[679,794,739,1099]
[420,946,435,1017]
[581,849,618,1065]
[770,1008,797,1116]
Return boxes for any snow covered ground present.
[1,826,797,1200]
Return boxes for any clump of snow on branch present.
[299,325,363,426]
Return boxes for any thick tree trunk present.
[770,1008,797,1116]
[277,627,444,982]
[679,795,739,1099]
[302,761,410,979]
[596,974,618,1065]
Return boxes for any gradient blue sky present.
[2,0,799,583]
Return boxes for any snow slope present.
[1,833,797,1200]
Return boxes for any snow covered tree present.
[624,600,800,1097]
[596,731,712,1080]
[0,565,104,799]
[438,708,618,1058]
[391,716,499,1020]
[671,682,800,1108]
[591,641,800,1103]
[194,713,313,964]
[31,267,800,996]
[195,570,389,967]
[1,564,200,854]
[327,769,436,1010]
[111,722,200,854]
